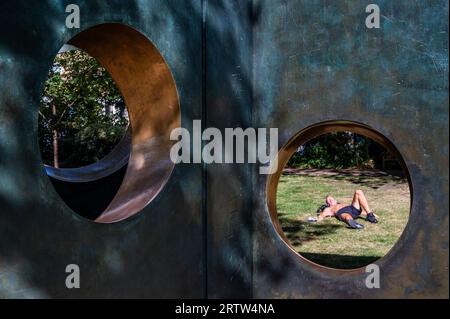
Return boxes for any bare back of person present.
[317,190,379,229]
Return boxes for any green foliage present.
[287,132,388,169]
[39,50,128,167]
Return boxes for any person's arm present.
[317,207,334,221]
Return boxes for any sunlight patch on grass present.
[276,170,410,269]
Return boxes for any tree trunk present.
[52,129,59,168]
[52,104,59,168]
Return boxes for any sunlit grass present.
[276,170,410,269]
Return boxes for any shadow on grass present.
[278,213,341,246]
[282,168,407,190]
[323,174,406,190]
[299,252,380,269]
[278,213,380,269]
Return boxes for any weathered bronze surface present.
[0,0,448,298]
[0,0,203,298]
[253,0,448,298]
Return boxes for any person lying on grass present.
[315,190,379,229]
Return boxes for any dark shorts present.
[335,205,361,221]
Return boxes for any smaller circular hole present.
[267,121,412,270]
[38,24,180,223]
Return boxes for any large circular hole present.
[39,23,180,223]
[267,121,412,270]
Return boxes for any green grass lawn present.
[276,169,410,269]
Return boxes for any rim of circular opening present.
[41,23,181,224]
[266,120,413,273]
[45,127,131,183]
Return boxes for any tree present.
[287,132,391,169]
[39,49,128,168]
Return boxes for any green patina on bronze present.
[0,0,448,298]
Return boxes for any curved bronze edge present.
[45,127,131,183]
[46,23,182,223]
[265,120,413,273]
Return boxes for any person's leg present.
[351,190,371,213]
[351,190,378,223]
[340,213,364,229]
